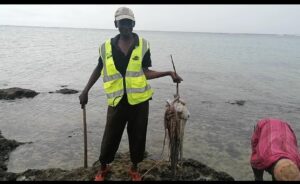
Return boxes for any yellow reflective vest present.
[99,37,154,107]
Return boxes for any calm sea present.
[1,25,300,180]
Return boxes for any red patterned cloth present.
[250,118,300,169]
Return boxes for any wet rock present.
[54,88,79,94]
[0,88,39,100]
[0,131,25,181]
[236,100,245,106]
[143,174,156,181]
[0,171,18,181]
[89,153,234,181]
[0,152,234,181]
[226,100,246,106]
[212,171,234,181]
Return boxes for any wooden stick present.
[170,55,177,74]
[170,55,179,97]
[82,104,88,168]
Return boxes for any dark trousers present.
[99,96,149,165]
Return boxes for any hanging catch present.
[164,95,190,178]
[162,55,190,178]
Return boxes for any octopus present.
[163,95,190,177]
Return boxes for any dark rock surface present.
[54,88,79,94]
[0,88,39,100]
[226,100,246,106]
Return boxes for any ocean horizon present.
[1,24,299,37]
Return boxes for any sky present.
[0,4,300,35]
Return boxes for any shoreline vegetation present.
[0,87,235,181]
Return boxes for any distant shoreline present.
[1,24,299,37]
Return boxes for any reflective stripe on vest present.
[99,37,153,106]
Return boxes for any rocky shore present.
[0,87,235,181]
[0,131,234,181]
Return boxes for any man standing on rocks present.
[250,118,300,181]
[79,6,182,181]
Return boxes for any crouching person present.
[250,118,300,181]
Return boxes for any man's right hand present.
[79,91,88,108]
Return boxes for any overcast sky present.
[0,5,300,35]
